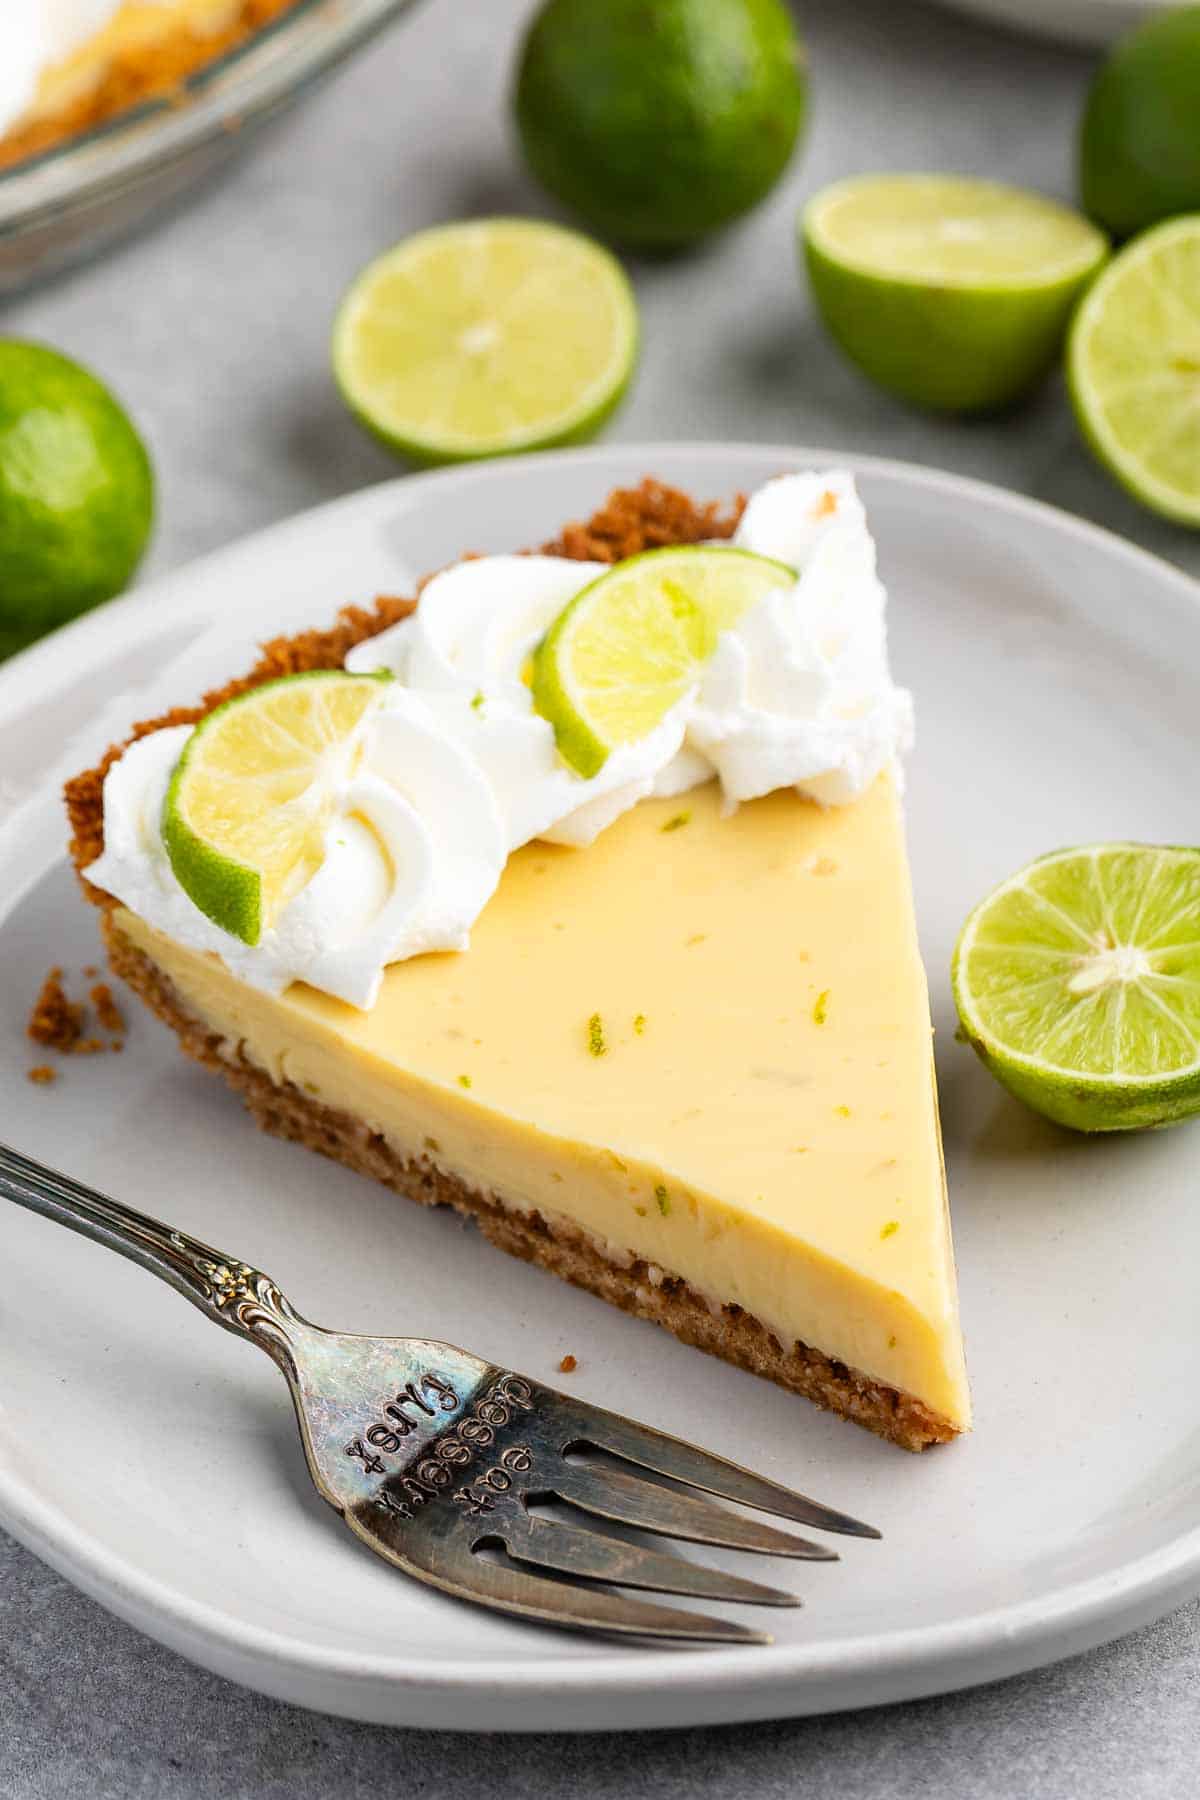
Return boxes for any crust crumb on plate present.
[90,983,126,1037]
[27,969,84,1053]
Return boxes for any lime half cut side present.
[952,844,1200,1132]
[162,671,390,946]
[332,218,639,465]
[531,545,792,779]
[802,174,1108,412]
[1068,216,1200,527]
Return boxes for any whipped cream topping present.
[88,472,913,1010]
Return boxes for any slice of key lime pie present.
[67,474,971,1450]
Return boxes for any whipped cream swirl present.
[89,472,913,1009]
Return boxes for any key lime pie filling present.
[67,473,971,1450]
[0,0,302,170]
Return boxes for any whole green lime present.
[0,341,154,660]
[513,0,807,250]
[1079,6,1200,238]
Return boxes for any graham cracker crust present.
[104,914,957,1453]
[67,478,960,1454]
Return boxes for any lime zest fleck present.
[470,690,486,712]
[423,1135,441,1152]
[457,1073,472,1089]
[887,1333,898,1349]
[880,1220,899,1239]
[587,1013,607,1058]
[634,1204,647,1217]
[686,933,707,948]
[834,1104,851,1118]
[813,989,830,1025]
[654,1184,671,1217]
[661,811,691,833]
[633,1013,646,1035]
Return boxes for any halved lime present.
[531,545,792,778]
[162,671,390,945]
[802,174,1108,413]
[331,219,638,466]
[1068,216,1200,527]
[952,844,1200,1132]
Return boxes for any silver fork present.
[0,1143,878,1646]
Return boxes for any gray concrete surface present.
[2,0,1198,1793]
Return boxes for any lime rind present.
[331,218,639,466]
[161,783,262,945]
[531,545,794,778]
[1067,216,1200,527]
[162,670,390,947]
[952,843,1200,1132]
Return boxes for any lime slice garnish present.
[331,218,638,466]
[162,671,390,946]
[1068,216,1200,527]
[952,844,1200,1133]
[531,545,792,779]
[802,174,1108,413]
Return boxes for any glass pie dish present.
[0,0,421,297]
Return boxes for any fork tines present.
[352,1376,879,1646]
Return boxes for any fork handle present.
[0,1142,301,1365]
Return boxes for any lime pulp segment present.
[331,218,639,465]
[162,671,390,946]
[805,174,1108,286]
[952,844,1200,1132]
[531,545,793,778]
[1068,216,1200,527]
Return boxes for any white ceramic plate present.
[2,445,1198,1732]
[931,0,1166,46]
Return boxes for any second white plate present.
[932,0,1166,47]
